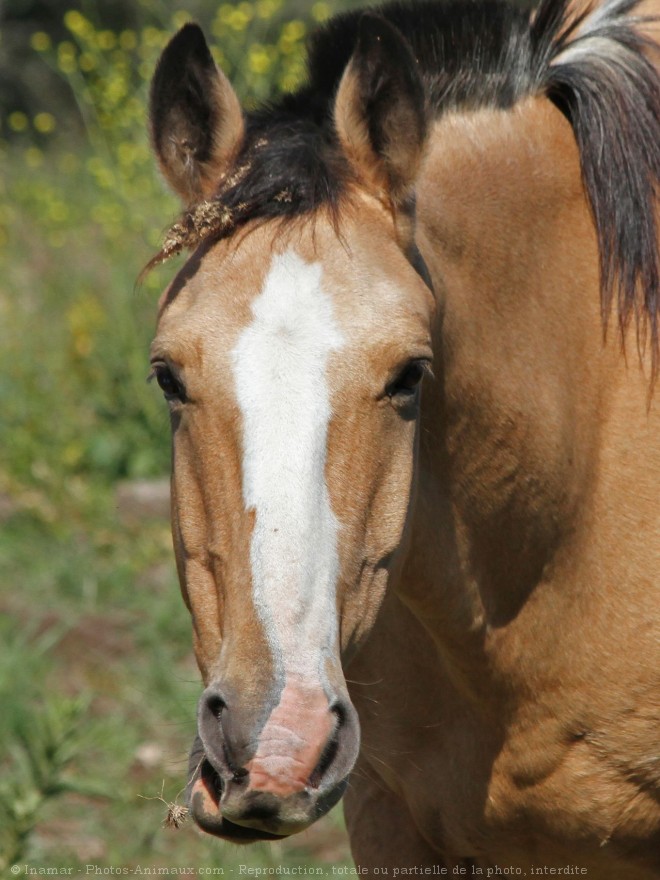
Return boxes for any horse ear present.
[334,14,427,207]
[149,23,244,204]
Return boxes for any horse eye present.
[388,360,428,398]
[151,363,185,401]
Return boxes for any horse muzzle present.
[186,678,360,841]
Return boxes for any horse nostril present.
[206,694,225,720]
[199,685,257,778]
[308,700,348,789]
[198,685,232,775]
[330,699,347,728]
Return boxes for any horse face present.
[150,211,434,840]
[148,16,432,840]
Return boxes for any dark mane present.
[154,0,660,367]
[306,1,538,109]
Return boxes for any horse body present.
[345,98,660,873]
[146,0,660,872]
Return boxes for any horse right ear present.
[149,23,244,204]
[334,14,427,208]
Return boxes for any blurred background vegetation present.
[0,0,359,871]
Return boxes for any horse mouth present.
[187,757,289,843]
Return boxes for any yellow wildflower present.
[30,32,52,52]
[33,113,57,134]
[8,112,28,132]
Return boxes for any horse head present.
[148,18,435,841]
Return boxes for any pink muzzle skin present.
[245,681,337,796]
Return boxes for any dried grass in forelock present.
[142,200,235,276]
[162,200,234,259]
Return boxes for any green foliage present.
[0,0,341,497]
[0,697,111,871]
[0,1,355,870]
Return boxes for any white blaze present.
[231,250,345,680]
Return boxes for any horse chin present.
[187,758,290,843]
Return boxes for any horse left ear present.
[149,23,244,204]
[334,14,427,208]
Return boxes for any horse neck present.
[396,95,655,689]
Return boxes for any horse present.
[145,0,660,873]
